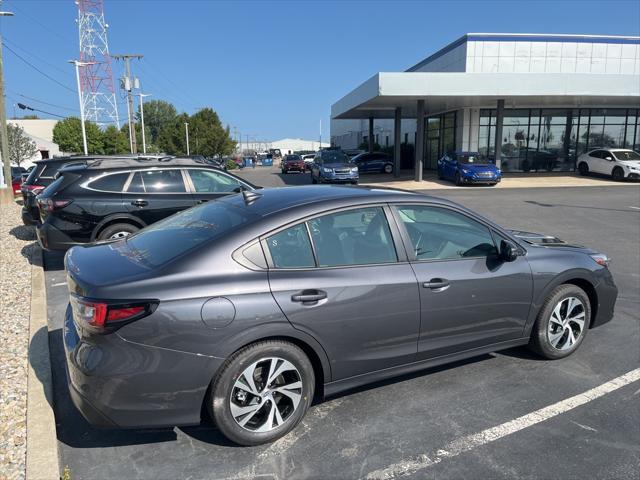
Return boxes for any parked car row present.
[28,155,255,251]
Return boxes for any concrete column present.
[394,107,402,177]
[368,117,374,153]
[494,99,505,168]
[415,100,425,182]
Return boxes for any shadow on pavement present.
[10,224,36,241]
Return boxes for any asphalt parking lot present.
[42,169,639,479]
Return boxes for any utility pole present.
[0,5,14,198]
[138,93,151,154]
[185,123,190,156]
[113,54,143,154]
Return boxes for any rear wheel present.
[578,162,589,176]
[454,172,463,186]
[383,164,393,174]
[96,223,139,241]
[209,340,314,446]
[612,167,624,181]
[528,284,590,359]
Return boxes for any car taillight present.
[24,184,45,194]
[70,296,152,333]
[39,198,72,212]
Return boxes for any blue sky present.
[2,0,639,142]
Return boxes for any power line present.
[5,90,77,112]
[3,37,74,79]
[16,101,66,119]
[3,43,75,93]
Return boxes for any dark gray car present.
[63,186,617,445]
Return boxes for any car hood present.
[508,230,597,253]
[458,163,499,172]
[324,163,356,169]
[618,160,640,168]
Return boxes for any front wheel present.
[454,172,463,186]
[209,340,315,446]
[528,284,590,359]
[383,164,393,174]
[612,167,624,181]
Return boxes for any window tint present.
[308,207,397,267]
[589,150,605,159]
[121,201,258,268]
[187,169,240,193]
[127,169,186,193]
[613,150,640,161]
[88,172,130,192]
[395,205,497,260]
[266,224,315,269]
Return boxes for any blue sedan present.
[437,151,501,186]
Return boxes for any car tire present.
[578,162,589,176]
[209,340,315,446]
[351,181,358,185]
[612,167,624,181]
[383,164,393,174]
[454,172,463,186]
[96,223,139,241]
[528,284,591,360]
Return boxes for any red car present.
[281,154,305,174]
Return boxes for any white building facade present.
[331,33,640,178]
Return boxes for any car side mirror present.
[233,185,248,193]
[605,156,613,161]
[499,240,518,262]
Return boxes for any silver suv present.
[310,149,358,184]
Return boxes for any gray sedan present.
[63,186,617,445]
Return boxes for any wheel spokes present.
[548,329,566,348]
[230,402,262,427]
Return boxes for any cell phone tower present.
[76,0,119,127]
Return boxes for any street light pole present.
[69,60,96,155]
[0,6,14,196]
[185,122,190,156]
[138,93,151,154]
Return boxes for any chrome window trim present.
[80,170,134,193]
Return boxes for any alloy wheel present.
[109,231,131,240]
[547,296,586,351]
[230,357,302,432]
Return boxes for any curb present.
[26,247,60,480]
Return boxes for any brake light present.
[39,198,72,212]
[70,296,151,332]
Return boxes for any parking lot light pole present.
[69,60,96,156]
[185,123,190,156]
[0,7,14,197]
[138,93,151,154]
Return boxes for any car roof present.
[57,156,223,172]
[219,185,455,218]
[34,154,171,165]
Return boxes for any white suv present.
[576,148,640,181]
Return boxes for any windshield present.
[456,153,484,164]
[612,150,640,161]
[323,151,351,163]
[285,155,301,161]
[121,199,259,267]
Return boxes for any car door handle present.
[196,199,209,204]
[131,200,148,207]
[423,278,450,290]
[291,290,327,303]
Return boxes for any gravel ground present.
[0,201,37,480]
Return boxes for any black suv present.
[36,157,256,251]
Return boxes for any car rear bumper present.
[63,305,224,429]
[36,221,81,251]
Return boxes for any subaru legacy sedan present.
[63,186,617,446]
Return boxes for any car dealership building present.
[330,33,640,180]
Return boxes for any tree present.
[137,100,177,146]
[158,112,190,155]
[187,108,236,157]
[103,125,130,154]
[22,114,40,120]
[53,117,104,154]
[5,124,38,166]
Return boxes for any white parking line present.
[365,368,640,479]
[628,206,640,210]
[51,282,67,287]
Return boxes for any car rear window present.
[41,163,63,178]
[121,200,259,267]
[88,172,130,192]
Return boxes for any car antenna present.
[242,190,261,206]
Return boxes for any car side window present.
[266,224,315,269]
[590,150,604,159]
[88,172,130,192]
[308,207,397,267]
[395,205,498,261]
[187,169,240,193]
[127,169,186,193]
